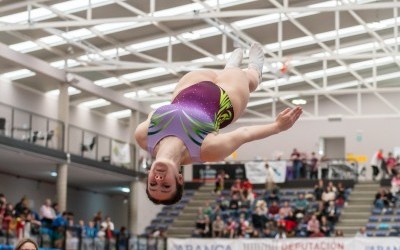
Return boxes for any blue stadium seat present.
[368,216,379,222]
[164,218,174,224]
[375,231,388,237]
[395,217,400,222]
[384,208,394,215]
[392,224,400,230]
[389,231,399,236]
[170,210,180,216]
[372,208,382,215]
[381,217,392,222]
[366,231,374,237]
[396,209,400,215]
[366,224,376,230]
[378,223,390,230]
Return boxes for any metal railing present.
[0,102,64,151]
[68,124,136,170]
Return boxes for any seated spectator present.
[320,215,332,236]
[386,152,397,176]
[391,172,400,195]
[251,229,261,238]
[202,200,213,218]
[375,188,388,209]
[237,216,249,238]
[325,201,338,223]
[202,215,212,238]
[39,199,55,228]
[255,200,268,215]
[307,214,320,235]
[310,227,325,237]
[265,188,280,204]
[252,207,267,230]
[355,227,367,237]
[230,179,243,196]
[335,229,344,237]
[195,208,206,230]
[262,227,274,238]
[242,178,253,193]
[279,201,293,218]
[225,218,236,238]
[268,201,280,218]
[322,187,336,205]
[217,196,229,211]
[229,194,240,211]
[212,215,224,238]
[14,197,30,218]
[336,182,347,206]
[275,227,287,239]
[314,179,324,201]
[327,181,337,193]
[315,201,326,220]
[240,188,255,209]
[294,193,309,218]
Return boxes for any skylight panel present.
[122,68,168,81]
[151,101,171,110]
[50,59,80,69]
[1,69,35,80]
[9,41,40,53]
[52,0,114,13]
[153,3,204,17]
[150,83,178,93]
[79,98,111,109]
[62,29,94,41]
[0,8,54,24]
[107,109,132,119]
[128,37,178,51]
[39,35,65,46]
[94,77,120,88]
[46,87,81,97]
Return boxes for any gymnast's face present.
[147,160,183,202]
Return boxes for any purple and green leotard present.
[147,81,235,162]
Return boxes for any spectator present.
[85,220,97,239]
[212,215,224,237]
[265,188,280,204]
[310,228,325,237]
[263,227,274,238]
[14,238,39,250]
[267,201,280,218]
[335,229,344,237]
[370,149,384,180]
[195,207,206,231]
[310,152,319,179]
[355,227,368,237]
[325,201,338,223]
[93,210,103,229]
[322,187,336,205]
[202,215,212,238]
[294,193,308,218]
[214,170,226,195]
[307,214,320,235]
[118,226,128,250]
[314,179,324,201]
[320,215,332,236]
[101,216,115,244]
[226,218,236,238]
[275,228,287,239]
[265,164,275,191]
[230,179,243,196]
[386,152,397,176]
[279,201,293,218]
[229,194,240,211]
[202,200,213,218]
[391,172,400,195]
[39,199,55,227]
[252,207,267,230]
[336,182,347,206]
[374,188,389,209]
[327,181,337,193]
[237,216,249,238]
[314,201,326,220]
[240,188,255,209]
[14,197,29,217]
[291,148,301,179]
[242,178,253,193]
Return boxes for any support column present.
[129,110,142,172]
[57,163,68,212]
[57,83,69,212]
[128,179,140,234]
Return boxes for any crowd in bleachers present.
[0,194,128,249]
[367,172,400,237]
[193,178,350,238]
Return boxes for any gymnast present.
[134,43,303,205]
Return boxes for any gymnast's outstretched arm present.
[201,107,302,162]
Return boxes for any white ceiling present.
[0,0,400,122]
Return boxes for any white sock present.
[248,43,264,82]
[225,48,243,69]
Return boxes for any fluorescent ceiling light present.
[1,69,35,80]
[121,187,130,193]
[128,37,178,51]
[50,59,80,69]
[46,87,81,97]
[247,94,298,108]
[107,109,132,119]
[151,101,171,110]
[122,68,168,81]
[79,99,111,109]
[50,171,58,177]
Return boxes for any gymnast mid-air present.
[134,43,302,205]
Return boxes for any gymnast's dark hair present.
[146,175,183,205]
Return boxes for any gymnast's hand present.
[275,107,302,133]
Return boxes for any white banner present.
[111,140,131,166]
[268,160,287,183]
[168,237,400,250]
[244,161,268,184]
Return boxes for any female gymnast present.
[134,43,303,205]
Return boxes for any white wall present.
[0,80,130,142]
[0,172,128,228]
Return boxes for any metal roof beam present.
[0,42,151,113]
